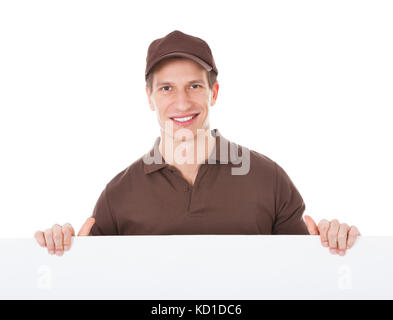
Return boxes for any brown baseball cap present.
[145,30,218,80]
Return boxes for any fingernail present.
[64,245,70,251]
[330,248,337,254]
[339,250,345,256]
[56,250,63,256]
[49,250,55,255]
[322,242,329,247]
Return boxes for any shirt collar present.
[143,129,242,175]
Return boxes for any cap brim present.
[148,52,213,75]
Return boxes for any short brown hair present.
[145,57,217,94]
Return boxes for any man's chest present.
[114,165,275,235]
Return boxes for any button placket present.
[187,165,209,213]
[167,164,208,213]
[183,183,192,211]
[167,166,192,210]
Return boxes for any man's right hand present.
[34,217,95,256]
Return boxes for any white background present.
[0,0,392,238]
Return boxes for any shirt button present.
[183,185,189,192]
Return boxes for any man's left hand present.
[304,215,361,256]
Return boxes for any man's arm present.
[272,162,309,235]
[88,186,119,236]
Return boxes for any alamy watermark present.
[143,121,250,175]
[337,264,352,291]
[37,264,53,291]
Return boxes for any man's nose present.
[173,90,193,111]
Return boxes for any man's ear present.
[210,81,219,107]
[145,86,155,111]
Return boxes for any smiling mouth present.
[170,113,200,125]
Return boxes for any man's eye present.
[160,84,201,92]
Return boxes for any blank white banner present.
[0,235,392,299]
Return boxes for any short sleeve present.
[88,187,119,236]
[272,162,309,235]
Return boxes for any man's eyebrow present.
[155,79,206,86]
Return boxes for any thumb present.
[77,217,95,236]
[304,215,319,235]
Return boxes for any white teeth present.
[173,115,195,122]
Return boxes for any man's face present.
[146,58,218,141]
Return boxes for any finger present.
[347,225,361,248]
[44,228,55,255]
[52,224,64,256]
[62,223,75,251]
[304,215,319,235]
[34,231,46,247]
[337,223,350,255]
[327,219,340,254]
[317,219,330,247]
[77,217,96,236]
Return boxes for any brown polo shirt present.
[88,129,309,236]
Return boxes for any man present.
[34,30,360,257]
